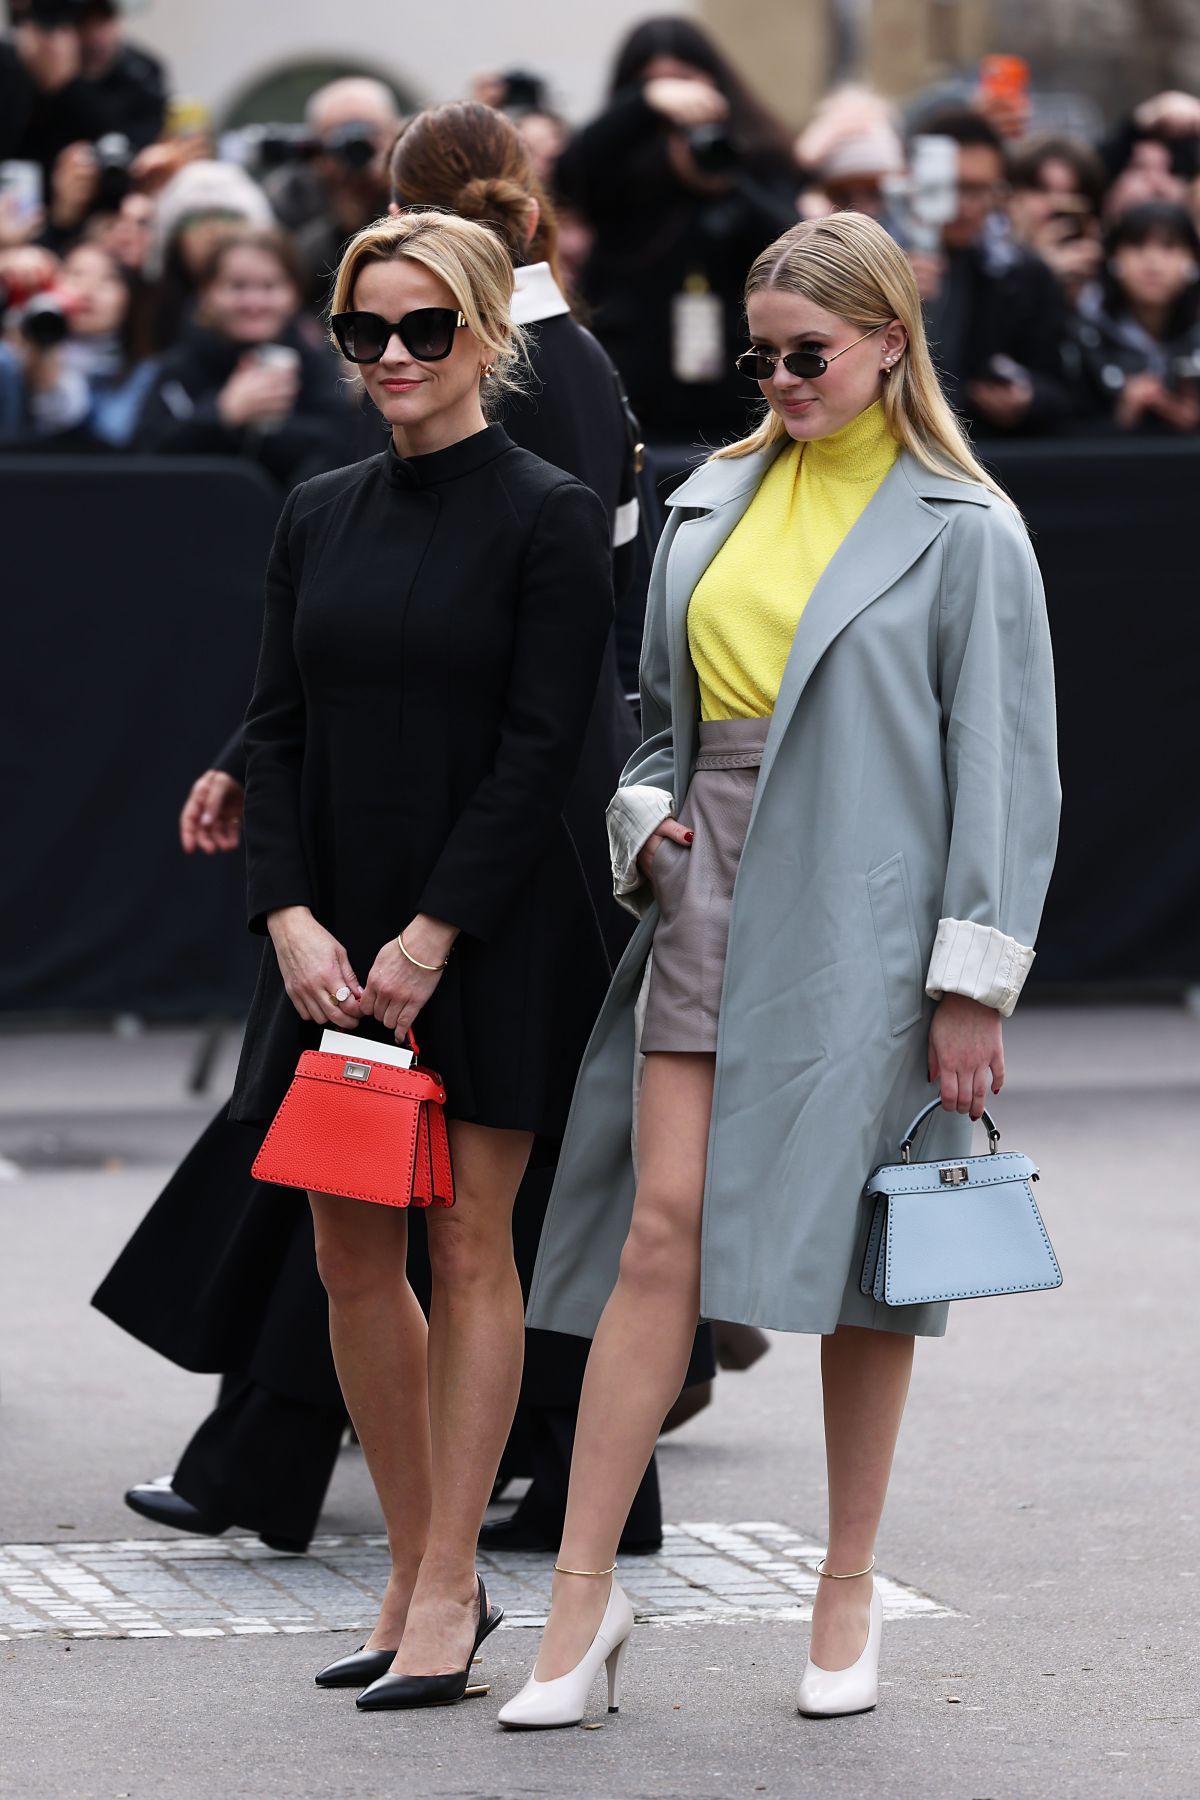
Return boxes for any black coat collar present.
[384,421,514,489]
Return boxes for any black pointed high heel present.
[314,1644,399,1689]
[355,1576,504,1711]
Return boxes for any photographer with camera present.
[1068,200,1200,434]
[1,230,152,446]
[1006,132,1106,308]
[258,77,399,313]
[903,108,1073,435]
[0,0,166,180]
[553,16,798,446]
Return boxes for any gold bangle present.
[397,931,449,972]
[553,1561,618,1577]
[815,1555,875,1580]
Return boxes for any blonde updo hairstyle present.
[714,211,1012,505]
[328,210,528,414]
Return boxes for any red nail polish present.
[684,831,694,844]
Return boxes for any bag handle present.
[899,1097,999,1163]
[405,1029,419,1058]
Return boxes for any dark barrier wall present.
[1,457,277,1017]
[1,440,1197,1017]
[984,439,1200,986]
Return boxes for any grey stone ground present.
[1,1007,1198,1799]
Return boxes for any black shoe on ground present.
[124,1478,306,1555]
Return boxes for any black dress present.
[230,422,614,1136]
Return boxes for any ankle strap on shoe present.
[553,1561,617,1577]
[815,1555,875,1580]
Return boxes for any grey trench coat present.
[526,443,1060,1339]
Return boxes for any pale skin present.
[267,254,535,1677]
[532,291,1008,1684]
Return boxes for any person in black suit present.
[243,209,612,1707]
[97,104,713,1566]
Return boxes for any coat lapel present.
[663,446,781,794]
[746,451,949,825]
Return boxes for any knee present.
[426,1214,511,1296]
[312,1219,404,1309]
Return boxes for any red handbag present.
[252,1032,454,1209]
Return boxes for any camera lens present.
[20,297,70,349]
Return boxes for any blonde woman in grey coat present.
[500,213,1060,1728]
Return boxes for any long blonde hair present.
[328,211,528,409]
[713,212,1012,505]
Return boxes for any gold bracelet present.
[553,1561,618,1577]
[397,931,450,972]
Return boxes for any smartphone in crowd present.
[0,160,44,229]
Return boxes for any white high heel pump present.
[498,1574,634,1729]
[796,1559,882,1718]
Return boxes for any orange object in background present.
[977,54,1031,139]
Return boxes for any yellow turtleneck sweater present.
[687,399,900,721]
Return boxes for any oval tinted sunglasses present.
[735,324,883,382]
[331,307,467,365]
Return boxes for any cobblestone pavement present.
[0,1521,952,1642]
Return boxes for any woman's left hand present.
[361,914,458,1043]
[928,994,1005,1120]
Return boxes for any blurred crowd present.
[5,2,1200,481]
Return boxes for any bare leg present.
[534,1052,714,1679]
[390,1121,533,1676]
[309,1194,430,1650]
[809,1324,915,1669]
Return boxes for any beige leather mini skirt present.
[640,715,769,1054]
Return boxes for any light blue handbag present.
[860,1100,1062,1306]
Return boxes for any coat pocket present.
[866,853,925,1035]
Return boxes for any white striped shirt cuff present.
[925,918,1035,1018]
[607,784,674,916]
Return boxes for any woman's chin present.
[778,405,824,439]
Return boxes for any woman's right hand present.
[636,817,694,882]
[179,768,244,854]
[217,355,299,428]
[643,76,729,131]
[266,906,364,1028]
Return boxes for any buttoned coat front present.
[525,441,1060,1340]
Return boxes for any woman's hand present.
[179,768,244,854]
[1114,370,1166,428]
[217,355,299,428]
[928,994,1005,1120]
[636,816,693,882]
[643,76,729,131]
[266,905,363,1028]
[361,915,458,1044]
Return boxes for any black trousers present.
[173,1373,345,1547]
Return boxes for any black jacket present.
[133,320,356,489]
[1065,294,1200,431]
[229,425,614,1135]
[0,37,166,176]
[555,88,797,445]
[218,291,647,959]
[923,233,1074,434]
